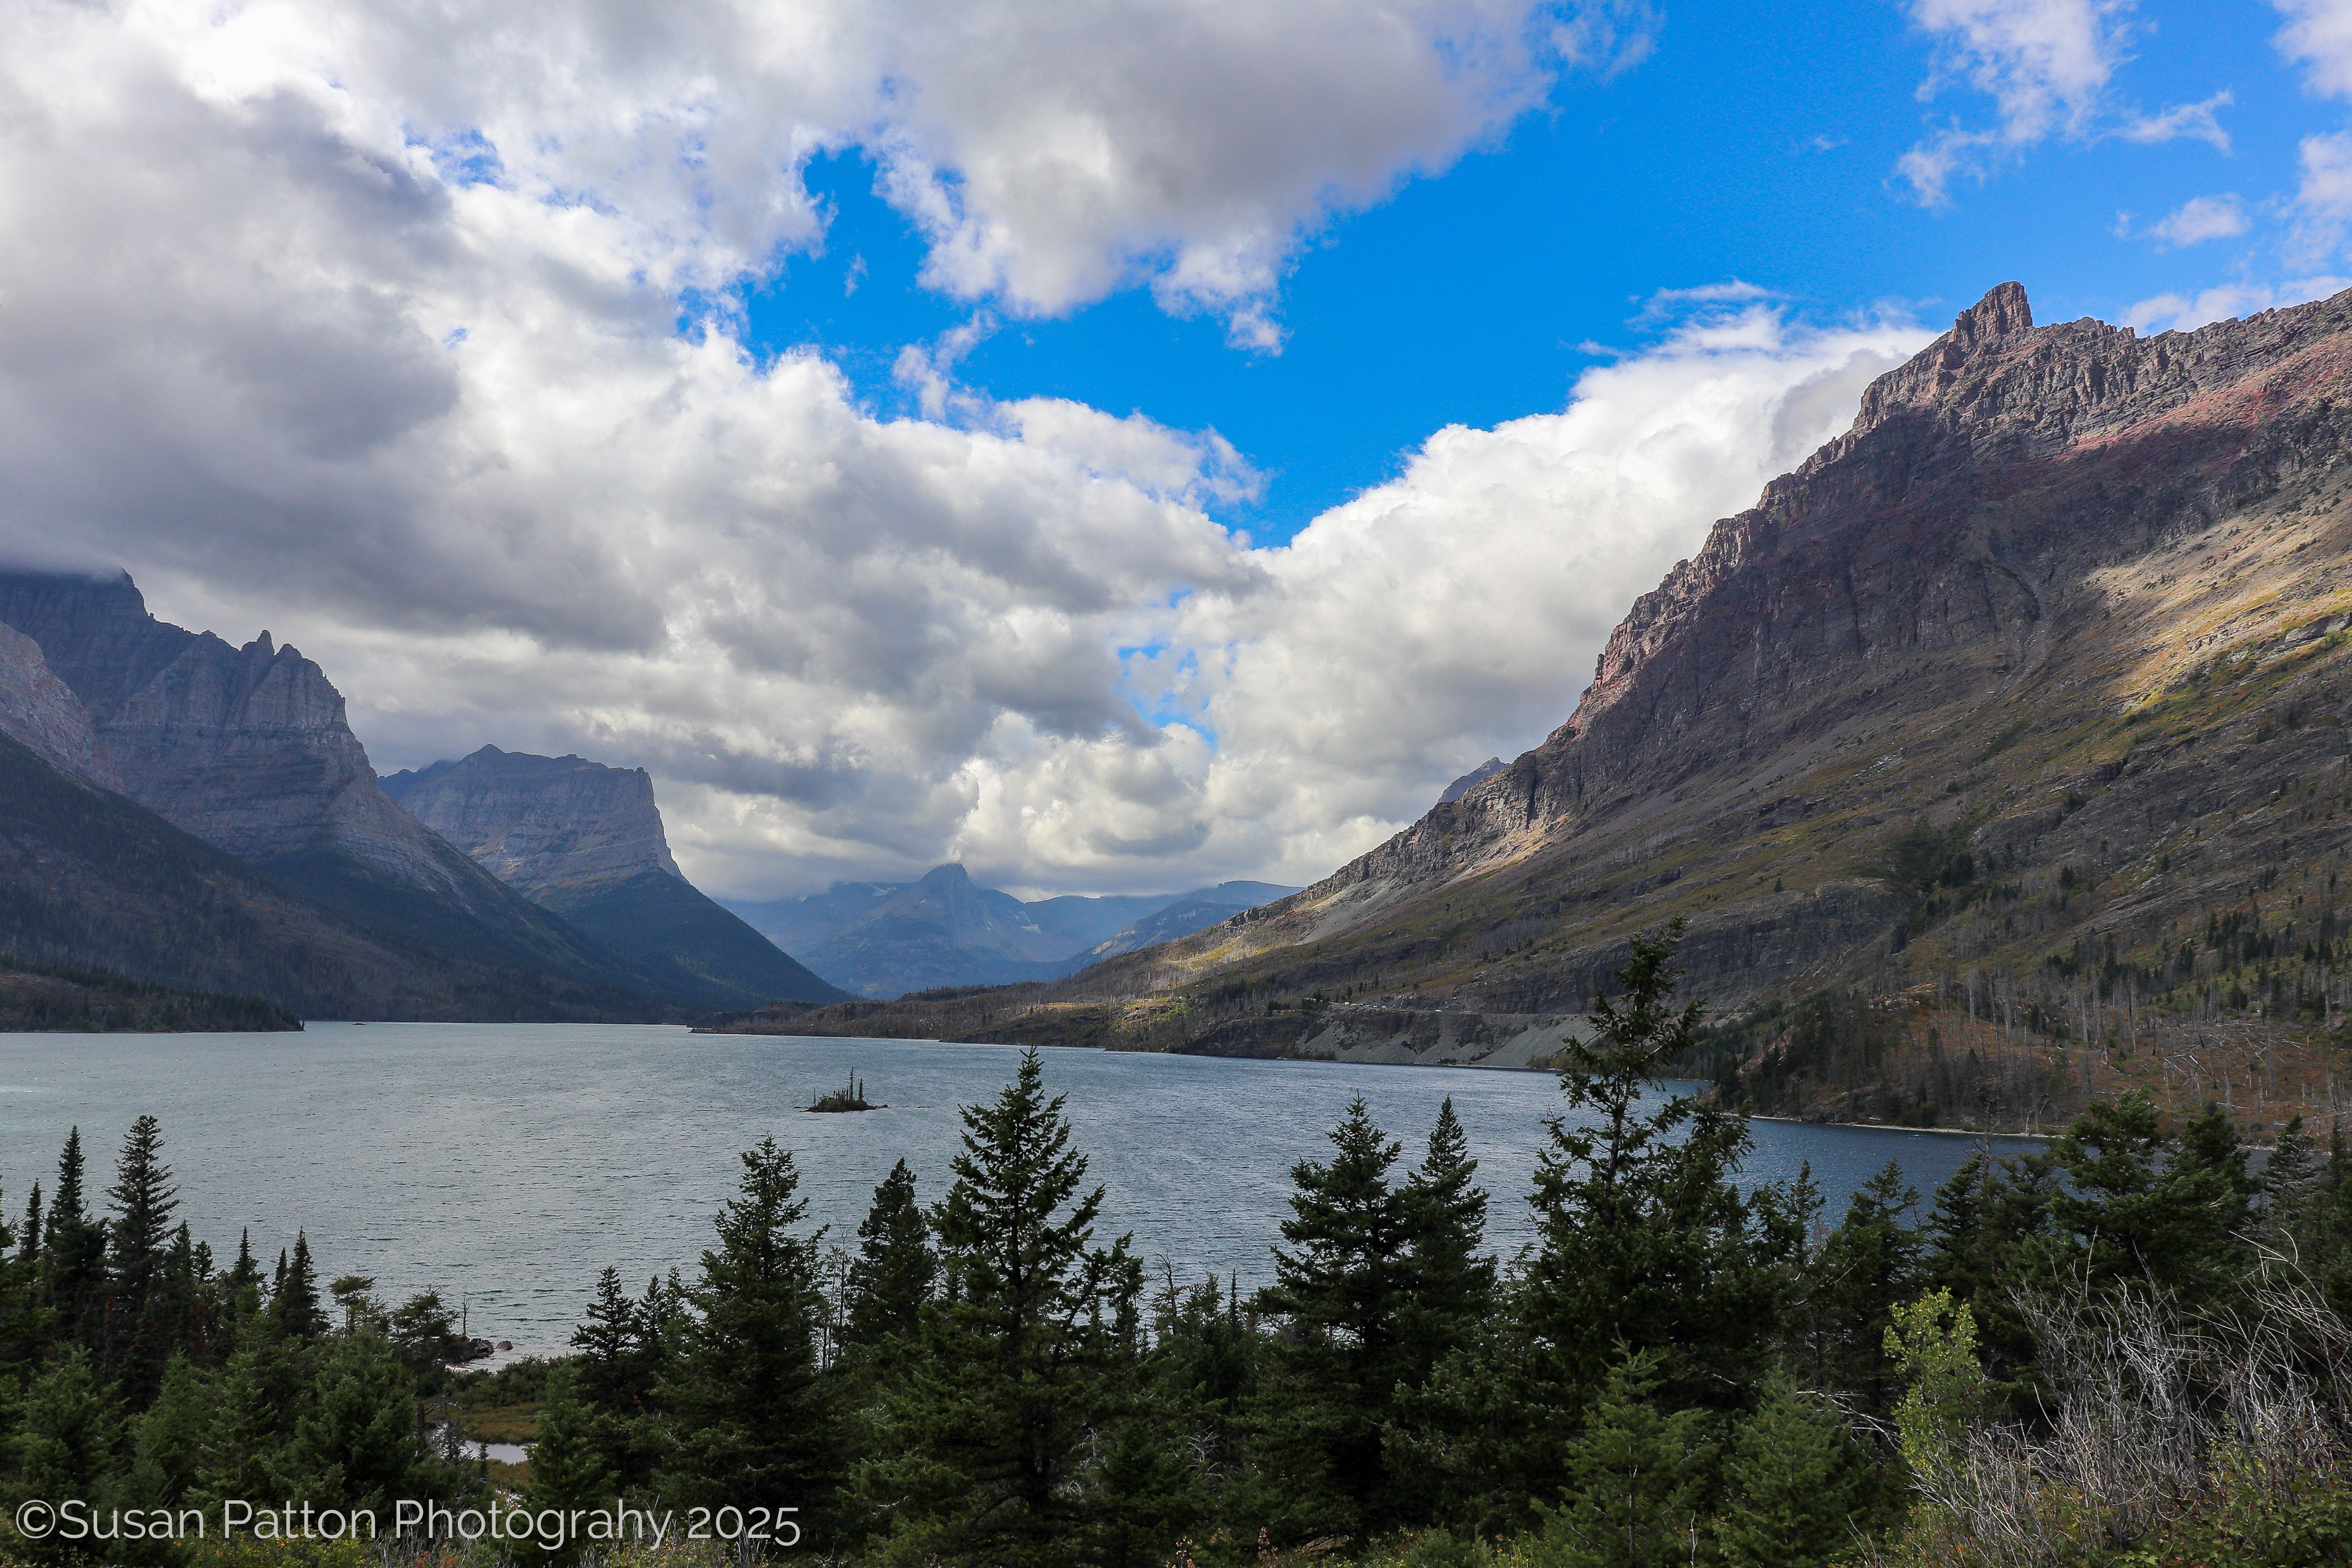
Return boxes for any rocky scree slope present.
[746,284,2352,1132]
[384,746,847,1008]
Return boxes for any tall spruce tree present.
[843,1158,936,1375]
[1809,1161,1923,1410]
[104,1118,181,1400]
[656,1138,836,1524]
[855,1049,1141,1568]
[43,1129,105,1351]
[1399,1097,1496,1382]
[271,1232,326,1340]
[1524,921,1785,1413]
[1252,1097,1413,1536]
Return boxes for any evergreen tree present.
[271,1232,326,1339]
[130,1356,211,1505]
[2045,1092,2247,1307]
[1253,1096,1412,1534]
[14,1348,122,1516]
[1712,1374,1870,1568]
[104,1117,178,1318]
[1539,1348,1711,1568]
[523,1365,616,1568]
[43,1130,105,1350]
[855,1049,1141,1568]
[1399,1097,1496,1383]
[656,1138,836,1523]
[843,1159,936,1375]
[288,1333,440,1514]
[1525,921,1785,1413]
[1809,1160,1922,1410]
[189,1350,279,1508]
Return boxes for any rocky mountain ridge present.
[719,283,2352,1135]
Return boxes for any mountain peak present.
[1951,280,2031,346]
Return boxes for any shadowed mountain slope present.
[385,746,848,1008]
[0,573,676,1018]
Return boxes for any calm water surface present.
[0,1026,2032,1352]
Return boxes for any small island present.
[806,1072,881,1112]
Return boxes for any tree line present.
[8,921,2352,1565]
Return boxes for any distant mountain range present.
[724,866,1298,998]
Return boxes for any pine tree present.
[189,1350,278,1507]
[1541,1349,1711,1568]
[523,1365,616,1568]
[843,1158,936,1376]
[43,1129,105,1350]
[1399,1097,1496,1383]
[105,1117,178,1315]
[130,1357,212,1506]
[1809,1160,1922,1409]
[1525,921,1785,1413]
[288,1333,438,1513]
[14,1347,122,1511]
[1252,1096,1413,1535]
[855,1049,1140,1568]
[1712,1374,1869,1568]
[656,1138,836,1523]
[271,1232,326,1339]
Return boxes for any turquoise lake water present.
[0,1026,2027,1351]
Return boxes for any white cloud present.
[2120,274,2352,334]
[0,0,1921,901]
[1899,1,2227,205]
[2146,194,2249,248]
[2277,0,2352,98]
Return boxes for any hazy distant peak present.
[1437,757,1504,805]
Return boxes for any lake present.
[0,1025,2029,1352]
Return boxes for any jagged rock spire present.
[1949,281,2032,347]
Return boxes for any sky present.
[3,0,2350,899]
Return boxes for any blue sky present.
[735,0,2323,543]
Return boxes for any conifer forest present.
[8,928,2352,1568]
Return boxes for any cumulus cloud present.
[2120,274,2352,334]
[0,0,1925,901]
[2145,195,2250,248]
[1898,1,2227,205]
[2277,0,2352,98]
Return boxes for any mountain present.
[799,864,1112,996]
[383,746,847,1007]
[710,284,2352,1135]
[1437,758,1503,805]
[1074,881,1305,967]
[0,725,660,1020]
[0,571,674,1018]
[724,868,1298,998]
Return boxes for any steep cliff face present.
[384,745,848,1008]
[383,746,682,899]
[0,623,116,787]
[0,571,668,1011]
